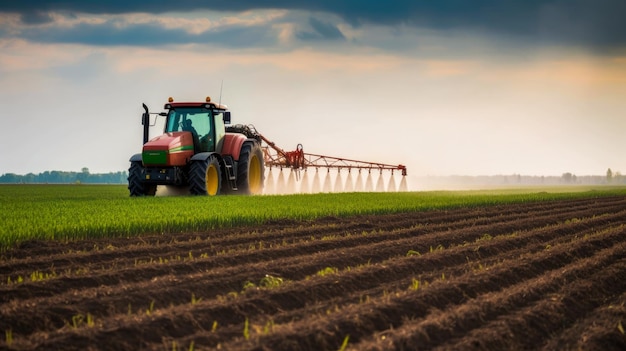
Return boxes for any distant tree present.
[562,172,573,183]
[0,173,19,183]
[607,168,613,183]
[77,167,90,183]
[0,169,127,184]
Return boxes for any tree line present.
[0,168,127,184]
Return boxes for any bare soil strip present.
[1,195,625,350]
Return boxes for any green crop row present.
[1,184,625,251]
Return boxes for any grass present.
[339,335,350,351]
[1,184,625,251]
[317,267,339,276]
[259,274,285,288]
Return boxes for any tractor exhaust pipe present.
[142,103,150,145]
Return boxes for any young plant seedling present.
[243,318,250,340]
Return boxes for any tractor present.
[128,97,264,196]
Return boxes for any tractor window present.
[165,108,215,152]
[213,111,225,153]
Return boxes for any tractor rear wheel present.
[189,155,222,196]
[237,141,265,195]
[128,162,156,196]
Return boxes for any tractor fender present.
[222,133,255,161]
[129,153,142,162]
[190,152,222,163]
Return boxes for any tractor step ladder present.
[223,157,238,190]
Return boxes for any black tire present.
[237,141,265,195]
[189,155,222,196]
[128,162,156,196]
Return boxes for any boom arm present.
[229,124,407,176]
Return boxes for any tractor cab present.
[164,97,230,153]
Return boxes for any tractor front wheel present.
[189,155,222,196]
[128,162,156,196]
[237,141,265,195]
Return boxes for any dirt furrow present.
[436,259,626,350]
[253,221,625,338]
[23,221,625,350]
[1,196,625,350]
[1,208,624,340]
[2,205,623,343]
[540,291,626,350]
[351,242,626,350]
[210,228,626,350]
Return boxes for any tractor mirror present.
[223,111,231,124]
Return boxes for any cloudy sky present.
[1,0,625,181]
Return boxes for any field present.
[1,186,626,350]
[2,184,625,251]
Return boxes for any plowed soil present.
[1,196,626,350]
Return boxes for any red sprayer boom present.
[225,124,408,193]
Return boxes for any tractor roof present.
[164,97,228,110]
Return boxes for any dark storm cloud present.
[19,21,275,48]
[296,17,345,41]
[18,10,54,24]
[1,0,625,50]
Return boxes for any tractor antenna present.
[219,80,224,106]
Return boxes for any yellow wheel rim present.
[206,163,219,196]
[248,155,262,195]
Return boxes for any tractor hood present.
[142,132,194,167]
